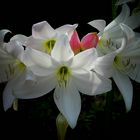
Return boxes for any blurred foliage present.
[112,0,140,19]
[112,0,119,19]
[1,80,140,139]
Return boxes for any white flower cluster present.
[0,3,140,128]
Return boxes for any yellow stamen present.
[113,55,136,74]
[56,66,71,87]
[15,60,25,70]
[42,39,56,54]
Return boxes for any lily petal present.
[3,80,16,111]
[71,48,97,70]
[4,40,24,60]
[51,35,74,62]
[24,47,53,69]
[120,23,135,41]
[27,65,54,76]
[72,69,112,95]
[32,21,55,39]
[104,26,123,39]
[105,4,130,31]
[0,48,14,64]
[56,24,78,38]
[0,64,15,82]
[125,11,140,29]
[14,73,57,99]
[88,20,106,32]
[26,36,44,51]
[70,31,81,54]
[25,70,36,81]
[54,80,81,128]
[81,32,98,50]
[2,70,25,111]
[0,49,16,82]
[10,34,28,46]
[129,65,140,83]
[93,53,116,78]
[113,69,133,111]
[123,39,140,60]
[116,36,127,54]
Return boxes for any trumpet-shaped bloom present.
[91,22,140,111]
[88,3,140,111]
[111,25,140,111]
[0,30,35,111]
[70,31,98,54]
[16,21,78,54]
[13,34,111,128]
[89,4,140,38]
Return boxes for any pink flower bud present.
[70,31,81,54]
[81,32,98,50]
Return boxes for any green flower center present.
[42,39,56,54]
[56,66,71,87]
[113,55,136,74]
[7,60,25,77]
[15,60,25,70]
[98,36,119,55]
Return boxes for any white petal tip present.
[0,29,11,42]
[3,104,11,112]
[72,23,78,28]
[88,20,106,31]
[69,121,77,129]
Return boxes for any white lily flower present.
[0,30,35,111]
[13,34,111,128]
[111,24,140,111]
[88,4,140,38]
[88,4,140,111]
[7,21,78,55]
[24,21,78,54]
[92,22,140,111]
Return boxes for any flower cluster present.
[0,3,140,129]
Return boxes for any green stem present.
[13,98,18,111]
[56,113,69,140]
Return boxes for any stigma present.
[42,39,56,54]
[56,66,71,87]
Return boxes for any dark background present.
[0,1,112,36]
[0,0,140,139]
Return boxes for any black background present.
[0,1,112,36]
